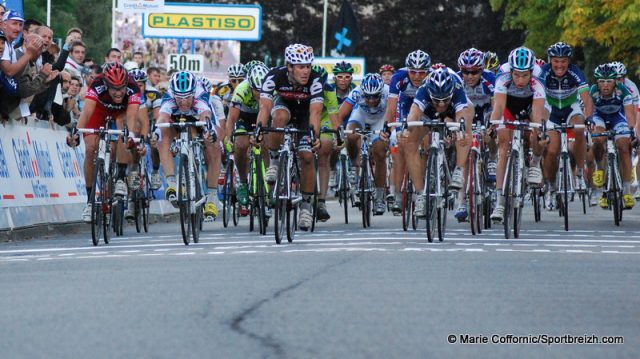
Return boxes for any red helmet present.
[379,64,395,74]
[102,62,127,88]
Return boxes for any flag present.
[330,0,360,57]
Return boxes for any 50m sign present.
[168,54,204,73]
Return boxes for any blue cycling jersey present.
[457,69,495,109]
[413,81,469,119]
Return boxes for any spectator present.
[64,40,85,78]
[66,75,82,120]
[66,27,82,43]
[147,66,161,87]
[132,51,144,69]
[47,42,59,61]
[15,33,59,118]
[51,70,72,127]
[14,18,42,49]
[104,47,122,64]
[0,4,6,28]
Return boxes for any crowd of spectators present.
[0,5,171,131]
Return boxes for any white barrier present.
[0,121,87,229]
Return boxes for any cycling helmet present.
[244,59,266,74]
[508,47,536,71]
[426,67,455,99]
[594,64,617,80]
[129,68,147,83]
[198,76,214,94]
[360,73,384,96]
[379,64,395,73]
[457,48,485,70]
[405,50,431,70]
[547,41,573,58]
[609,61,627,77]
[227,63,246,78]
[483,51,500,72]
[312,64,329,84]
[332,61,354,75]
[102,62,128,88]
[170,71,197,97]
[284,43,314,65]
[248,63,270,90]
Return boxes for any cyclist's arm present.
[384,96,398,123]
[257,97,272,128]
[126,103,141,136]
[406,103,423,122]
[530,98,546,124]
[489,93,506,121]
[198,110,213,123]
[580,89,594,118]
[624,104,636,129]
[226,106,241,140]
[76,99,97,129]
[137,106,150,138]
[309,102,323,138]
[337,101,353,127]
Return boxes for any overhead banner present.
[142,3,262,41]
[118,0,165,12]
[314,57,366,82]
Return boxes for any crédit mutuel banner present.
[142,3,262,41]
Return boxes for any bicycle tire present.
[222,159,234,228]
[532,188,542,222]
[192,160,202,244]
[112,196,123,237]
[287,159,301,243]
[134,191,142,233]
[256,155,268,235]
[90,161,104,246]
[178,154,191,245]
[562,154,569,231]
[402,171,409,231]
[311,159,319,232]
[468,152,478,235]
[610,155,622,226]
[340,156,349,224]
[359,159,370,228]
[513,155,524,239]
[273,153,287,244]
[425,148,437,242]
[438,158,449,242]
[503,153,513,239]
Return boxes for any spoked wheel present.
[112,196,124,237]
[287,163,300,243]
[503,155,513,239]
[91,163,105,246]
[532,187,542,222]
[468,153,478,235]
[512,159,524,239]
[222,161,234,228]
[233,201,240,227]
[561,155,570,231]
[256,158,268,236]
[178,155,191,245]
[191,164,202,244]
[425,150,437,242]
[274,154,288,244]
[359,161,371,228]
[134,192,142,233]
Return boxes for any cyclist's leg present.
[317,115,334,221]
[492,122,513,221]
[266,98,290,182]
[613,120,634,208]
[543,125,560,210]
[568,103,587,182]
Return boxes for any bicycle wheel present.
[411,180,418,231]
[340,156,349,224]
[532,187,542,222]
[142,171,151,233]
[90,161,105,246]
[255,155,268,235]
[359,159,371,228]
[610,156,622,226]
[273,153,288,244]
[468,152,478,235]
[178,155,191,245]
[287,160,301,243]
[503,153,513,239]
[425,149,437,242]
[233,199,240,227]
[401,171,410,232]
[562,154,570,231]
[438,158,449,242]
[134,189,142,233]
[311,162,319,232]
[191,161,202,244]
[512,156,524,239]
[222,159,234,228]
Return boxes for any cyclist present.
[339,73,390,214]
[379,64,396,85]
[589,63,636,209]
[483,51,500,75]
[225,63,270,216]
[157,71,222,220]
[328,61,356,192]
[455,48,496,220]
[538,42,592,211]
[244,59,266,76]
[257,43,324,231]
[489,47,547,223]
[313,64,340,222]
[223,63,245,107]
[405,66,471,218]
[384,50,431,215]
[68,62,142,222]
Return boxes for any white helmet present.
[227,63,246,78]
[361,73,384,96]
[405,50,431,70]
[248,64,270,90]
[285,43,314,65]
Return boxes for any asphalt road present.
[0,198,638,359]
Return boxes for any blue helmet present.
[129,69,147,83]
[405,50,431,70]
[508,46,536,71]
[426,67,455,99]
[547,42,573,59]
[170,71,197,97]
[361,73,384,96]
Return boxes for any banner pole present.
[322,0,328,57]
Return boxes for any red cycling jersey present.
[84,74,141,130]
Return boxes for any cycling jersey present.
[389,69,423,120]
[538,64,589,109]
[622,78,639,107]
[458,69,495,124]
[333,82,356,106]
[345,84,390,115]
[260,66,324,129]
[320,82,340,140]
[494,72,546,122]
[590,83,633,137]
[160,91,214,125]
[143,86,162,110]
[413,81,469,120]
[230,80,258,114]
[497,63,543,79]
[84,74,141,130]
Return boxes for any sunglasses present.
[229,78,243,83]
[462,70,481,75]
[335,74,352,80]
[108,85,127,92]
[364,94,381,100]
[431,95,452,104]
[597,79,615,84]
[408,69,428,76]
